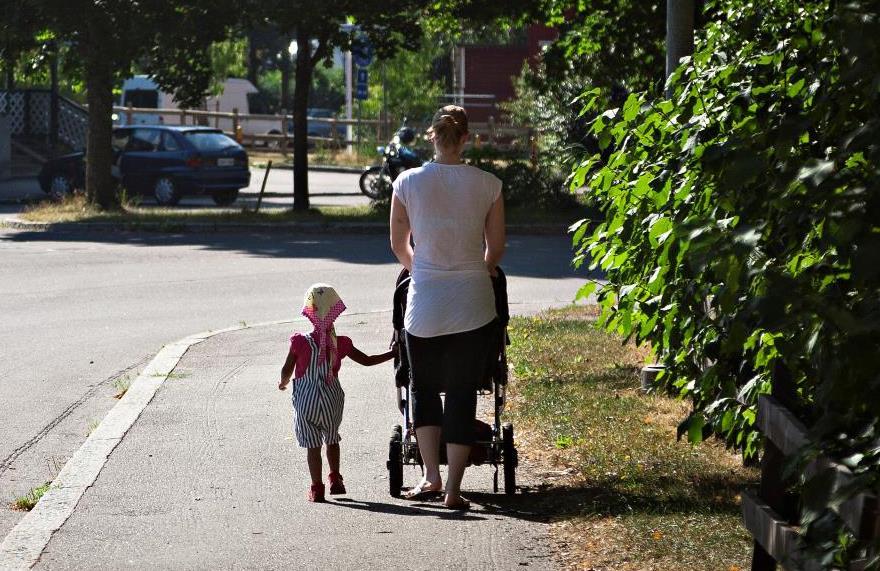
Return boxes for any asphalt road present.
[0,168,369,209]
[0,225,587,547]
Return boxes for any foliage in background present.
[572,0,880,562]
[360,38,448,125]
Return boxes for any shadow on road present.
[0,230,602,280]
[330,497,487,521]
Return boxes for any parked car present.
[287,108,346,147]
[38,126,250,206]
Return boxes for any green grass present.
[20,194,585,227]
[112,374,132,399]
[12,482,51,511]
[507,306,757,571]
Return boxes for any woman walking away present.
[279,284,394,502]
[389,105,505,510]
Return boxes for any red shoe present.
[308,483,326,503]
[328,472,346,495]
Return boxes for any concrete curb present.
[0,318,295,570]
[253,163,365,174]
[0,217,570,236]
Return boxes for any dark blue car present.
[38,126,251,206]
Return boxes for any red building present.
[451,25,558,123]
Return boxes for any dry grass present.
[20,194,383,225]
[248,148,373,169]
[20,193,582,227]
[506,306,757,571]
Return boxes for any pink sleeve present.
[337,336,353,360]
[290,333,306,354]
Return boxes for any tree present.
[32,0,239,208]
[572,0,880,561]
[253,0,425,210]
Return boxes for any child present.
[279,283,394,502]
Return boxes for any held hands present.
[486,261,499,278]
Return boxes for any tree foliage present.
[572,0,880,561]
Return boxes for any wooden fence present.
[744,395,879,570]
[110,105,532,155]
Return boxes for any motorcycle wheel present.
[359,167,393,200]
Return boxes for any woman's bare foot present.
[404,478,442,499]
[443,494,471,510]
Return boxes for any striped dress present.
[291,335,346,448]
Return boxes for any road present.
[0,223,587,548]
[0,168,370,209]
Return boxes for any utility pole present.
[666,0,694,97]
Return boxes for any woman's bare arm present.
[348,345,395,366]
[390,195,414,271]
[484,194,506,276]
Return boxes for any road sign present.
[356,83,369,100]
[352,36,374,67]
[356,67,368,100]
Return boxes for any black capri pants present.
[405,319,496,445]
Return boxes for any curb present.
[253,164,365,174]
[0,217,570,236]
[0,318,294,570]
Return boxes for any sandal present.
[404,479,442,499]
[443,495,471,511]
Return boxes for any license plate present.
[217,158,235,167]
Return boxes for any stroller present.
[386,267,518,496]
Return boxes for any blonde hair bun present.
[427,105,468,149]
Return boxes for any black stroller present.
[386,267,518,496]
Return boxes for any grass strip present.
[11,482,51,511]
[20,194,585,226]
[507,306,757,570]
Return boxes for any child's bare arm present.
[279,350,296,390]
[347,345,395,367]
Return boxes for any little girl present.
[279,283,394,502]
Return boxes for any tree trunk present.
[280,50,292,114]
[292,32,313,211]
[84,24,118,210]
[246,29,260,87]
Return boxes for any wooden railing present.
[110,105,532,154]
[744,395,879,570]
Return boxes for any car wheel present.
[211,189,238,206]
[47,175,74,201]
[153,177,180,206]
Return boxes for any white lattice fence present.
[0,91,27,134]
[59,98,87,150]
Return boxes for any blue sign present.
[355,67,368,100]
[356,83,369,100]
[352,36,374,67]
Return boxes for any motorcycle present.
[359,123,425,200]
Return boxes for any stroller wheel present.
[388,425,404,497]
[502,423,517,495]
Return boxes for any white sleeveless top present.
[392,162,502,337]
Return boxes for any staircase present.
[0,89,87,178]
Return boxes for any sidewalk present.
[28,313,553,569]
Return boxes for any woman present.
[390,105,505,509]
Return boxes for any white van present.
[117,76,284,140]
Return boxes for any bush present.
[572,0,880,562]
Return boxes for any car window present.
[112,130,131,152]
[128,129,161,152]
[161,132,180,152]
[183,131,239,151]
